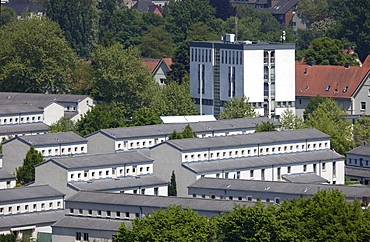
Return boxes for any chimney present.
[304,68,307,74]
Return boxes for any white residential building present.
[345,145,370,184]
[0,169,16,189]
[0,185,65,241]
[190,35,295,118]
[86,117,281,154]
[2,132,87,174]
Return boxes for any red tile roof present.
[142,59,161,73]
[296,63,370,99]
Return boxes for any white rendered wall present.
[243,50,264,103]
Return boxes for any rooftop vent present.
[264,186,271,190]
[303,187,308,193]
[226,184,231,188]
[222,34,235,43]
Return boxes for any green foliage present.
[209,0,235,20]
[304,37,359,66]
[296,0,329,26]
[70,59,94,95]
[305,98,354,154]
[44,0,98,57]
[279,109,304,130]
[169,125,198,140]
[163,0,217,43]
[130,108,161,127]
[115,205,217,241]
[49,117,77,133]
[353,114,370,147]
[255,121,277,133]
[168,171,177,196]
[219,95,257,120]
[0,6,16,26]
[345,180,360,185]
[91,43,155,112]
[138,25,175,58]
[151,81,197,117]
[303,95,326,120]
[0,144,2,154]
[16,146,44,185]
[215,203,279,241]
[0,17,77,93]
[76,102,127,136]
[0,233,16,242]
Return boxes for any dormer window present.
[343,86,348,93]
[325,86,331,92]
[305,86,309,89]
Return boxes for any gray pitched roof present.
[0,99,62,109]
[0,169,15,180]
[346,145,370,157]
[67,191,255,212]
[68,175,167,191]
[184,150,343,173]
[0,210,65,229]
[0,104,43,115]
[0,185,64,203]
[0,123,49,135]
[346,166,370,178]
[282,172,329,184]
[163,128,329,151]
[87,117,280,139]
[0,92,90,104]
[4,132,86,146]
[41,151,153,170]
[52,216,129,231]
[188,177,370,197]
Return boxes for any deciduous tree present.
[16,146,44,185]
[0,18,77,93]
[0,6,16,26]
[219,96,257,120]
[255,121,277,133]
[129,108,161,127]
[305,98,354,154]
[303,95,326,120]
[279,109,304,130]
[353,114,370,147]
[49,117,77,133]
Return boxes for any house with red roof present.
[295,56,370,118]
[142,57,173,85]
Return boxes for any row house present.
[86,117,280,154]
[295,58,370,118]
[2,132,87,174]
[0,123,48,142]
[0,185,65,241]
[149,128,343,196]
[34,151,155,197]
[0,169,15,189]
[52,191,255,242]
[0,92,94,123]
[0,105,43,126]
[188,178,370,205]
[345,145,370,184]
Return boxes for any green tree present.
[296,0,329,26]
[279,109,304,130]
[129,108,161,127]
[303,95,326,120]
[353,114,370,147]
[44,0,98,57]
[76,102,127,136]
[255,121,277,133]
[304,37,359,66]
[91,43,155,113]
[0,17,77,93]
[138,25,175,58]
[16,146,44,185]
[219,96,257,120]
[167,41,190,84]
[182,124,198,139]
[168,130,183,140]
[49,117,77,133]
[216,203,279,241]
[0,6,16,26]
[163,0,217,43]
[305,98,354,154]
[151,81,197,116]
[168,171,177,196]
[115,205,217,241]
[97,0,126,42]
[0,234,16,242]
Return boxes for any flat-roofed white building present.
[190,36,295,118]
[86,117,281,155]
[2,132,87,174]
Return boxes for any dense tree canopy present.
[16,146,44,185]
[305,98,354,154]
[219,96,257,120]
[255,121,278,133]
[303,95,326,120]
[279,109,304,130]
[49,117,77,133]
[353,114,370,147]
[0,6,16,26]
[0,17,77,93]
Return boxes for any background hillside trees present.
[0,6,16,26]
[0,17,77,93]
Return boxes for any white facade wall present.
[120,185,167,196]
[0,113,43,125]
[71,97,94,122]
[67,162,153,182]
[43,103,64,126]
[243,50,264,104]
[36,143,87,157]
[0,180,16,189]
[0,197,63,216]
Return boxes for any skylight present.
[325,86,331,92]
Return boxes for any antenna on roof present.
[235,14,238,42]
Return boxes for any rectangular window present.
[303,164,307,172]
[83,233,89,241]
[250,170,254,178]
[154,187,158,195]
[191,48,194,61]
[361,102,366,110]
[76,232,81,241]
[333,162,336,176]
[225,172,229,178]
[195,49,197,61]
[287,166,291,173]
[322,162,326,171]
